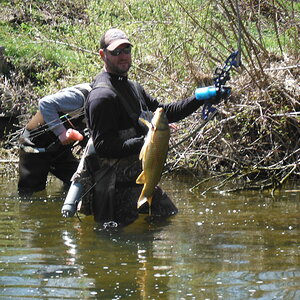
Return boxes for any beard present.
[106,57,132,76]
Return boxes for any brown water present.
[0,174,299,299]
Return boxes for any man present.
[85,28,227,226]
[18,83,91,195]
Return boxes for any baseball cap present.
[101,28,132,51]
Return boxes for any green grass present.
[0,0,298,104]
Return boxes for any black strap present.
[74,86,90,99]
[130,81,148,111]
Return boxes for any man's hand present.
[206,86,231,105]
[19,129,35,146]
[216,86,231,101]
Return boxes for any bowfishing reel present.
[196,50,240,120]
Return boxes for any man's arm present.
[39,87,85,137]
[139,84,203,123]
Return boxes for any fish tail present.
[137,196,148,209]
[137,195,153,211]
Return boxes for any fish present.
[136,107,170,213]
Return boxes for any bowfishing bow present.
[170,50,241,151]
[197,50,241,120]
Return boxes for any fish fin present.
[139,144,145,160]
[137,196,148,209]
[139,142,149,160]
[137,195,153,213]
[138,117,151,128]
[136,171,146,184]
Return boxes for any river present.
[0,174,299,299]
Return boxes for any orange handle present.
[66,129,84,141]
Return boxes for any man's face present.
[102,44,132,76]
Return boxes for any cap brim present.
[106,39,132,51]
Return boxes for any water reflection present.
[0,175,299,299]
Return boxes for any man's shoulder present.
[88,79,116,106]
[92,72,112,90]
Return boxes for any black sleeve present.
[140,85,203,123]
[87,88,144,158]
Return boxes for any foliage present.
[0,0,299,186]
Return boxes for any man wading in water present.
[18,84,91,195]
[85,28,229,226]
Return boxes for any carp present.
[136,107,170,213]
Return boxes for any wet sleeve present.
[162,95,202,123]
[140,85,203,123]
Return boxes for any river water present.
[0,174,299,299]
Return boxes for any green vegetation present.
[0,0,299,189]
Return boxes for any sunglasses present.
[106,45,132,56]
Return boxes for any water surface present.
[0,175,299,299]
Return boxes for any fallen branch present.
[169,110,218,150]
[264,64,300,71]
